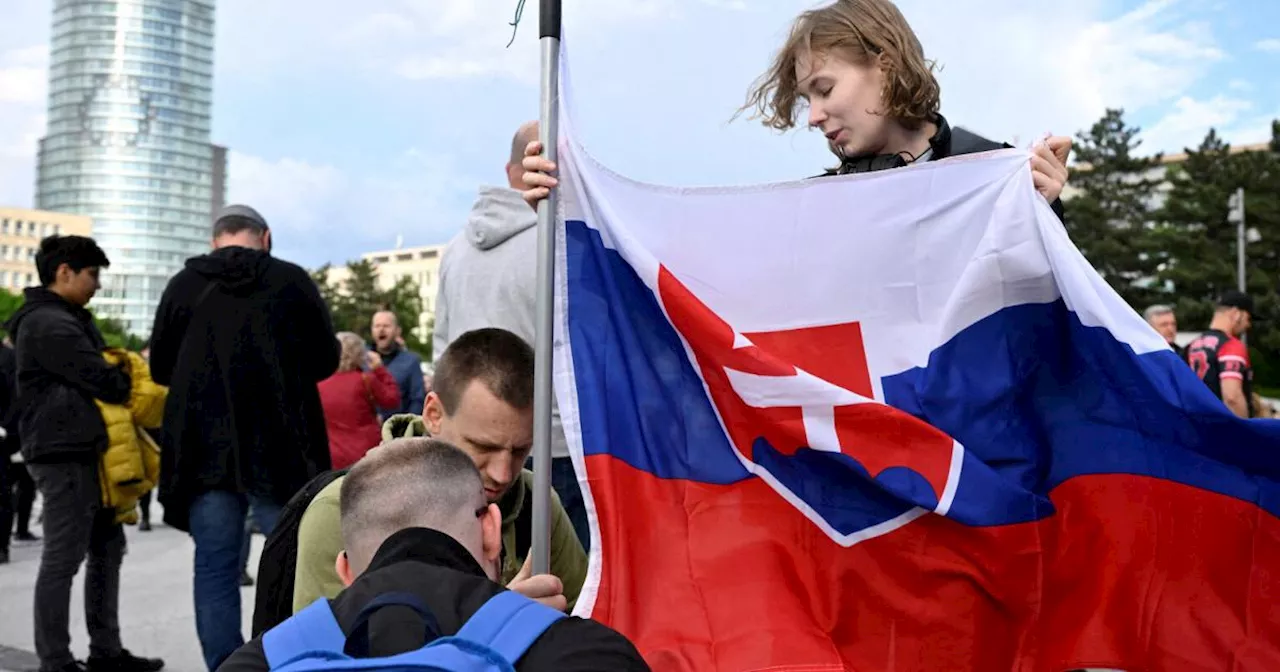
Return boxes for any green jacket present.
[291,414,588,613]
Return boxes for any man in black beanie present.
[148,204,340,670]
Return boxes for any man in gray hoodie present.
[432,120,589,551]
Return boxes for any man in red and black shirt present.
[1186,291,1256,418]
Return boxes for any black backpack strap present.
[250,467,351,638]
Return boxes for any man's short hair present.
[432,328,534,415]
[212,204,269,239]
[339,438,486,569]
[36,235,110,286]
[1143,304,1174,321]
[1216,290,1256,316]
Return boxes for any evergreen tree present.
[1063,108,1166,308]
[310,263,342,314]
[1154,126,1280,385]
[312,260,429,359]
[336,260,383,332]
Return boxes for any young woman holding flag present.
[519,0,1072,210]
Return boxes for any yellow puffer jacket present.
[95,349,167,524]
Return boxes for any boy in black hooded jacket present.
[4,235,163,672]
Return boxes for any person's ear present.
[262,229,273,253]
[481,503,502,566]
[423,392,446,433]
[335,550,356,587]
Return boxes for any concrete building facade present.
[323,244,446,344]
[0,207,94,293]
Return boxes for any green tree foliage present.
[312,260,429,359]
[1062,108,1165,308]
[1064,110,1280,385]
[1153,126,1280,384]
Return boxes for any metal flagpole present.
[530,0,561,576]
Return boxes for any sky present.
[1,0,1278,269]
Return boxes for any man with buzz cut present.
[220,438,648,672]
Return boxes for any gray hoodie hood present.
[433,184,570,459]
[465,186,536,251]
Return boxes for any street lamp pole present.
[1234,187,1246,293]
[1228,187,1247,346]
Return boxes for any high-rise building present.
[35,0,218,335]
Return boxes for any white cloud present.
[1219,112,1279,149]
[206,0,1240,189]
[1256,38,1280,52]
[336,0,686,84]
[696,0,1228,170]
[1064,3,1222,113]
[3,0,1245,264]
[0,44,48,104]
[0,68,44,104]
[1139,95,1253,153]
[0,44,49,207]
[227,149,485,268]
[1228,79,1254,92]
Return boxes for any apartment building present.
[0,207,93,293]
[324,243,446,343]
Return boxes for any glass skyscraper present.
[35,0,220,335]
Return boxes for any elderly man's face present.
[1149,311,1177,342]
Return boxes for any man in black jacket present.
[148,204,339,671]
[4,235,164,672]
[219,437,648,672]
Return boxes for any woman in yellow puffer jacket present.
[96,348,167,524]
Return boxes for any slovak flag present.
[549,44,1280,672]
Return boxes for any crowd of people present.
[1143,294,1272,419]
[0,0,1268,670]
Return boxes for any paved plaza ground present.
[1,511,261,672]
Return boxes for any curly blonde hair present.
[336,332,367,373]
[739,0,940,132]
